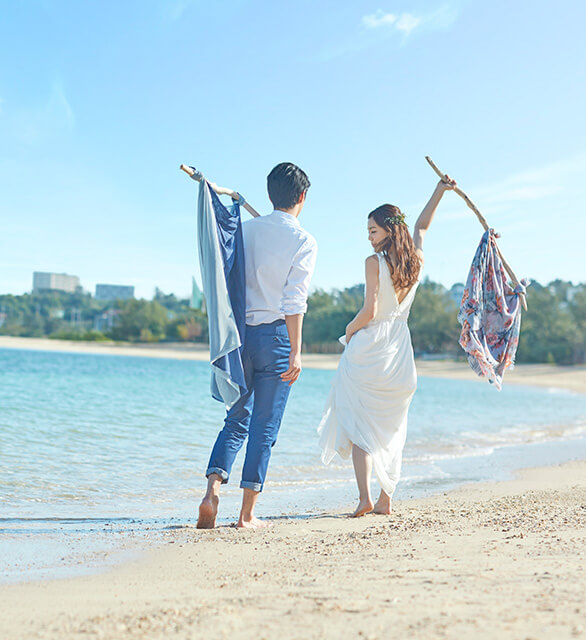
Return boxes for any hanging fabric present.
[194,175,247,408]
[458,229,528,390]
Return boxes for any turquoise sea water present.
[1,347,585,582]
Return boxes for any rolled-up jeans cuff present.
[240,480,262,492]
[207,467,229,484]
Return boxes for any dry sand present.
[0,335,211,360]
[1,461,585,639]
[2,335,585,393]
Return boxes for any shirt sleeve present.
[280,236,318,316]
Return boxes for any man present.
[197,162,317,529]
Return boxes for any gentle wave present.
[1,348,585,521]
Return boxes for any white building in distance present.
[95,284,135,301]
[33,272,80,293]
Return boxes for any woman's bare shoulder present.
[365,255,380,281]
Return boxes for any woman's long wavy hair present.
[368,204,421,291]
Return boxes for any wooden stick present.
[425,156,527,310]
[179,164,261,218]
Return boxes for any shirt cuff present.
[280,299,308,315]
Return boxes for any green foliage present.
[303,287,364,351]
[49,329,109,342]
[303,278,461,355]
[0,288,210,344]
[337,285,365,311]
[302,278,585,364]
[166,311,209,342]
[408,279,461,354]
[1,280,584,363]
[568,289,586,360]
[516,282,584,364]
[109,299,168,342]
[153,288,187,315]
[0,291,107,337]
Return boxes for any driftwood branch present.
[425,156,527,310]
[180,164,261,218]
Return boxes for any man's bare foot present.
[350,497,374,518]
[373,499,392,515]
[196,495,219,529]
[237,515,272,529]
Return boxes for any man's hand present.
[208,181,237,199]
[281,350,302,386]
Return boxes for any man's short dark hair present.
[267,162,310,210]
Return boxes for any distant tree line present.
[303,279,462,355]
[303,279,585,364]
[0,288,208,344]
[1,280,584,364]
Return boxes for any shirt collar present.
[272,209,301,226]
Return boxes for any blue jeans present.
[206,320,292,492]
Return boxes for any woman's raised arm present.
[412,176,456,256]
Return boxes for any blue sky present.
[1,1,585,299]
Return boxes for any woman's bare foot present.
[237,515,272,529]
[196,495,219,529]
[373,493,392,515]
[350,497,374,518]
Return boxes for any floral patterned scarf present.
[458,229,528,389]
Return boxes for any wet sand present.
[1,461,584,639]
[2,336,585,393]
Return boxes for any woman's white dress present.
[317,253,419,496]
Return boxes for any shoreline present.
[1,459,584,639]
[2,335,585,393]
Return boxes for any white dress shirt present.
[242,210,318,326]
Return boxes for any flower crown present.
[383,211,406,226]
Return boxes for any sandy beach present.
[2,335,585,393]
[1,460,584,639]
[2,337,585,638]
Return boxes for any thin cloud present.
[406,152,586,225]
[472,153,586,210]
[319,4,458,60]
[362,11,398,29]
[362,5,457,37]
[167,0,197,22]
[362,11,421,36]
[396,13,422,35]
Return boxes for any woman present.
[318,177,455,517]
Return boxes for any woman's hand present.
[345,324,355,344]
[439,175,457,191]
